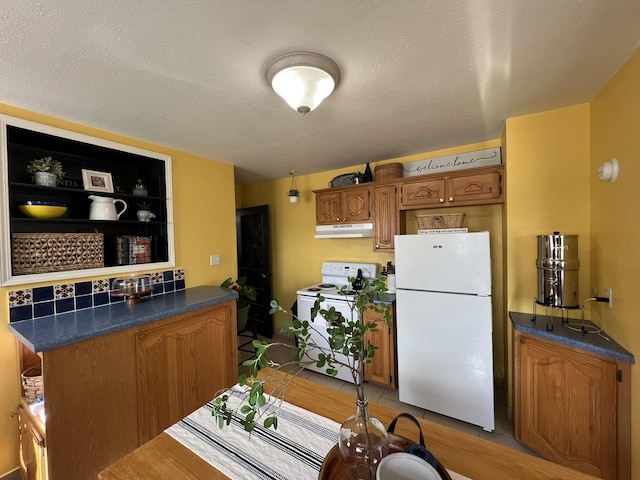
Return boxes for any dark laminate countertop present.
[9,286,238,353]
[509,310,634,364]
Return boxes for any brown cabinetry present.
[400,166,503,209]
[17,301,237,480]
[315,186,371,224]
[372,184,401,251]
[514,330,630,480]
[364,307,396,388]
[18,402,47,480]
[136,305,237,444]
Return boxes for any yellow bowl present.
[19,202,68,219]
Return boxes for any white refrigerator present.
[394,231,495,431]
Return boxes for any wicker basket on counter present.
[11,232,104,275]
[21,365,44,403]
[416,213,466,230]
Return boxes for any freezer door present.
[394,232,491,295]
[396,289,495,431]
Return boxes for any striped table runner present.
[165,385,470,480]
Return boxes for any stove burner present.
[343,290,356,296]
[307,287,321,292]
[318,283,335,288]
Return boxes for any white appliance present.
[296,261,377,383]
[394,232,495,431]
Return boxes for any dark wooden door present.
[236,205,273,338]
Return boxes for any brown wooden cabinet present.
[372,184,401,251]
[17,300,237,480]
[364,306,396,388]
[400,166,503,209]
[136,304,237,444]
[514,330,630,480]
[17,402,47,480]
[315,186,371,224]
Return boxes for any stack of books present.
[116,236,152,264]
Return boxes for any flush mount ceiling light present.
[265,52,341,114]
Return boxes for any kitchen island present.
[10,286,239,480]
[99,369,599,480]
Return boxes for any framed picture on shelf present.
[82,169,114,193]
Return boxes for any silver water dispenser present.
[536,232,580,308]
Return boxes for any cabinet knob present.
[375,244,380,249]
[439,198,444,203]
[336,217,340,222]
[139,334,147,340]
[449,196,454,202]
[342,217,346,222]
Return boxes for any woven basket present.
[416,213,466,230]
[12,232,104,275]
[374,163,403,181]
[21,365,44,403]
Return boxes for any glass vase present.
[338,398,389,480]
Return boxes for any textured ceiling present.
[1,1,639,184]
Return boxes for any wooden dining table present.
[98,370,598,480]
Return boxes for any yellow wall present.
[240,139,506,375]
[503,104,591,411]
[0,104,238,476]
[590,47,640,478]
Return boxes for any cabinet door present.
[364,308,394,388]
[18,405,47,480]
[341,187,370,222]
[446,170,502,205]
[516,334,617,479]
[136,304,238,444]
[315,191,342,224]
[373,185,398,251]
[400,178,446,208]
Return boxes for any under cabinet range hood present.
[315,223,374,238]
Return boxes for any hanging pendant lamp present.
[265,52,341,114]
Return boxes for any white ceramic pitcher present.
[89,195,127,220]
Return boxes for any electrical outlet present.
[604,288,613,308]
[210,254,220,266]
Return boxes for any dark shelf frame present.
[0,115,175,286]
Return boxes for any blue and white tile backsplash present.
[8,268,186,322]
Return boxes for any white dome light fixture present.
[265,52,341,114]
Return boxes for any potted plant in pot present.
[287,188,300,203]
[26,156,65,187]
[213,273,392,479]
[220,276,258,332]
[136,201,156,222]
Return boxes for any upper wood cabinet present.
[0,115,175,286]
[400,166,503,209]
[515,330,629,480]
[314,185,371,224]
[372,184,401,252]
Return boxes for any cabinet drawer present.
[400,178,446,207]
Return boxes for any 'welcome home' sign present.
[402,147,502,177]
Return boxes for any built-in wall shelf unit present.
[0,115,175,286]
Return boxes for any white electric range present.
[295,261,378,383]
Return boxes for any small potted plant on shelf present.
[213,273,392,479]
[26,156,65,187]
[136,201,156,222]
[287,188,300,203]
[220,276,258,331]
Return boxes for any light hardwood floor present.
[237,333,540,458]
